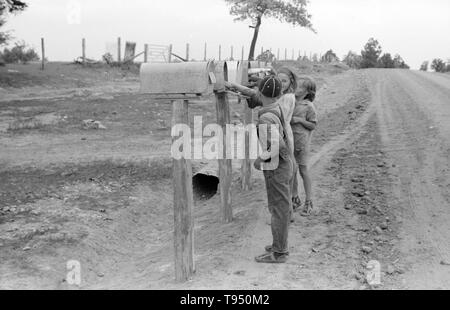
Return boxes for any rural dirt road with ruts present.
[1,65,449,289]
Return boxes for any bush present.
[0,41,40,64]
[256,50,275,63]
[361,38,382,68]
[322,49,339,63]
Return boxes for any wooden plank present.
[215,92,233,223]
[172,100,195,282]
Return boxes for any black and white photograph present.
[0,0,450,292]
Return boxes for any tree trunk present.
[248,15,262,61]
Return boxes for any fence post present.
[172,99,195,282]
[41,38,45,70]
[144,44,148,63]
[186,43,190,62]
[204,43,207,61]
[219,45,222,61]
[82,38,86,65]
[230,46,234,60]
[117,37,122,63]
[285,48,287,61]
[241,46,244,61]
[168,44,173,63]
[277,48,280,60]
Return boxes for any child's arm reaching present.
[225,81,257,97]
[291,117,317,131]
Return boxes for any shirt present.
[291,100,318,152]
[257,102,286,161]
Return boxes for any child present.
[290,77,318,216]
[252,75,295,263]
[276,67,302,211]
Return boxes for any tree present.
[0,0,27,45]
[256,49,275,63]
[420,61,429,71]
[343,51,362,69]
[378,53,395,68]
[431,58,446,72]
[322,49,339,63]
[361,38,382,68]
[224,0,314,60]
[0,40,39,63]
[393,54,409,69]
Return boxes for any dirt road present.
[1,67,449,289]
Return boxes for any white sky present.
[3,0,450,69]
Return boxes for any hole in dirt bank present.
[192,173,219,201]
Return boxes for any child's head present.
[277,67,297,95]
[257,75,282,105]
[296,76,316,102]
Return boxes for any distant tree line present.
[343,38,409,70]
[420,59,450,73]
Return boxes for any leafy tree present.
[393,54,409,69]
[431,58,446,72]
[378,53,395,68]
[0,0,27,45]
[256,49,275,63]
[343,51,362,69]
[420,61,429,71]
[361,38,382,68]
[224,0,314,60]
[322,49,339,63]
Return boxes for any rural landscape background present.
[1,0,450,290]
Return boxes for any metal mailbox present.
[140,61,216,97]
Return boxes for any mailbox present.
[213,61,228,93]
[225,61,239,84]
[235,60,250,85]
[140,61,216,97]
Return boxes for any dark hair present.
[277,67,298,95]
[298,77,316,102]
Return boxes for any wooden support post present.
[186,43,190,62]
[261,46,264,56]
[168,44,173,63]
[219,45,222,61]
[241,46,244,61]
[277,48,280,60]
[118,37,122,63]
[230,46,234,60]
[242,104,253,191]
[82,38,86,65]
[144,44,148,63]
[285,48,287,60]
[215,92,233,223]
[204,43,207,61]
[172,100,195,282]
[292,49,294,60]
[41,38,45,70]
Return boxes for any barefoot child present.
[290,77,318,216]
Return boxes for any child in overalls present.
[252,76,295,264]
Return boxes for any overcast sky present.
[3,0,450,69]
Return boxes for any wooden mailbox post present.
[140,60,232,281]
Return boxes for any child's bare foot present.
[292,196,302,212]
[301,200,314,217]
